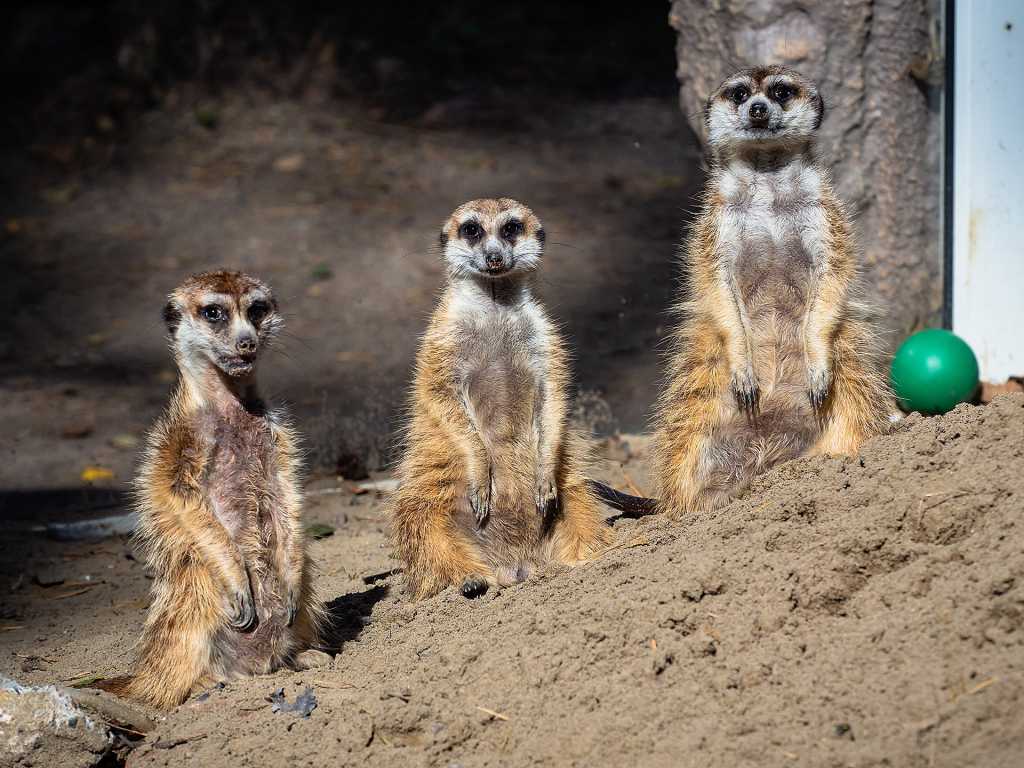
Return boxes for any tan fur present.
[652,68,897,517]
[98,271,328,708]
[391,199,612,599]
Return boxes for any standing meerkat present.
[391,198,615,599]
[98,270,328,708]
[652,66,897,515]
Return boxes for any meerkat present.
[97,270,328,708]
[391,198,619,600]
[652,66,897,516]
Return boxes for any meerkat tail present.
[586,480,659,518]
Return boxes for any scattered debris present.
[67,674,106,689]
[833,722,855,741]
[0,676,111,767]
[274,153,306,173]
[356,478,400,494]
[62,420,95,439]
[80,466,115,483]
[475,706,509,722]
[109,433,140,450]
[43,512,137,541]
[63,686,156,734]
[268,687,317,717]
[153,732,207,749]
[306,523,335,540]
[362,568,401,585]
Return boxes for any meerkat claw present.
[535,476,558,517]
[731,370,760,415]
[460,575,489,599]
[228,587,257,631]
[469,486,490,528]
[807,367,832,411]
[285,588,299,627]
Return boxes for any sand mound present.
[6,396,1022,767]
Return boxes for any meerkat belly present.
[205,425,292,668]
[725,183,821,390]
[456,321,546,561]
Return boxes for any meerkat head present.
[439,198,545,281]
[705,66,824,153]
[162,270,281,379]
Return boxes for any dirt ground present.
[1,395,1022,767]
[0,83,698,500]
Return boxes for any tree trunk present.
[669,0,943,344]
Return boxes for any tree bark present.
[669,0,943,344]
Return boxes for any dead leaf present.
[67,673,105,688]
[306,523,335,540]
[81,466,115,483]
[109,434,139,450]
[62,421,95,439]
[41,183,80,205]
[274,153,305,172]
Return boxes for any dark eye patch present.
[248,300,270,325]
[729,85,750,105]
[459,220,483,241]
[769,82,796,104]
[500,219,523,241]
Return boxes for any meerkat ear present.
[536,227,546,244]
[439,230,449,247]
[162,301,182,334]
[814,93,826,129]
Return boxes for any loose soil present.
[2,395,1022,767]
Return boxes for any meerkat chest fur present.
[716,155,828,317]
[447,283,549,445]
[200,402,282,546]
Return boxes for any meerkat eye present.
[248,301,270,325]
[730,86,750,105]
[500,220,523,240]
[459,220,483,241]
[770,83,794,103]
[201,305,225,323]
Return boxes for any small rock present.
[268,686,317,717]
[274,154,305,173]
[0,676,110,767]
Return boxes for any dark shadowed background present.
[0,1,702,500]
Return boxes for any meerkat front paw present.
[806,364,832,411]
[227,583,257,631]
[535,472,558,518]
[731,367,760,414]
[460,574,489,599]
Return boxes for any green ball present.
[890,329,979,415]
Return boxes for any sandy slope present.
[3,395,1022,767]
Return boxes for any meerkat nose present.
[483,243,504,267]
[236,334,257,353]
[749,100,769,124]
